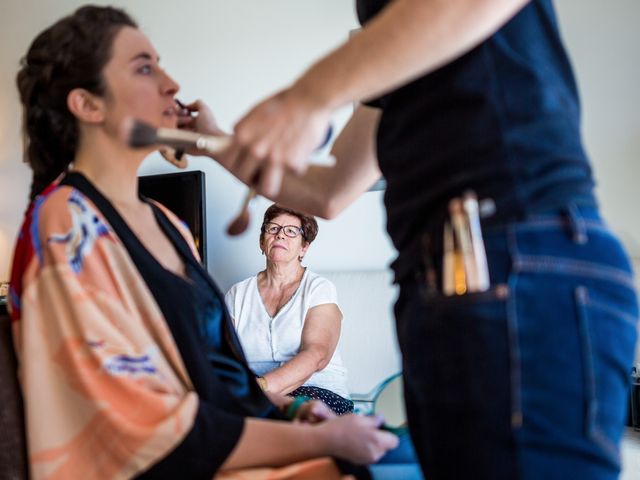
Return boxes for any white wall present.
[1,1,639,292]
[554,0,640,256]
[0,0,395,290]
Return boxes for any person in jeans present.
[184,0,639,478]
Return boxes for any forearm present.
[293,0,530,110]
[264,349,327,395]
[272,106,382,219]
[268,166,339,219]
[272,165,376,220]
[221,417,334,470]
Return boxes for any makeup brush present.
[226,188,257,236]
[125,118,231,154]
[172,99,192,161]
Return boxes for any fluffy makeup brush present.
[124,118,261,236]
[226,188,257,236]
[124,118,231,154]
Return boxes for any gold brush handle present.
[155,127,232,155]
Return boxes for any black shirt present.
[60,173,370,480]
[61,173,275,479]
[356,0,596,281]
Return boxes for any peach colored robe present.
[9,184,346,480]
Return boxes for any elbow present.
[322,204,340,221]
[316,357,331,371]
[305,183,347,220]
[318,196,346,220]
[315,206,335,221]
[301,346,332,372]
[312,348,332,372]
[304,191,335,220]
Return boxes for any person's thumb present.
[365,414,385,428]
[378,430,400,450]
[309,402,334,420]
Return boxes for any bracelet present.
[256,376,269,392]
[285,395,311,420]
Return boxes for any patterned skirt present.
[289,385,354,415]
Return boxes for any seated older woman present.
[225,204,353,414]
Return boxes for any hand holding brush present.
[123,115,259,236]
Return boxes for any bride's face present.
[99,26,180,140]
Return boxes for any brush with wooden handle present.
[226,188,258,236]
[124,118,260,236]
[125,118,232,154]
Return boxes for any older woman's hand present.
[292,399,336,424]
[263,391,333,423]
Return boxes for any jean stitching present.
[591,427,621,468]
[507,226,523,430]
[575,287,622,467]
[515,218,606,232]
[575,287,598,432]
[567,204,588,244]
[514,256,635,290]
[587,296,639,328]
[484,218,607,235]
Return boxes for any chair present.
[352,372,408,435]
[0,305,29,479]
[352,372,406,421]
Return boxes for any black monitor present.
[138,170,207,264]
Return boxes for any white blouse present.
[225,270,350,399]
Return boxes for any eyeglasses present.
[262,222,305,239]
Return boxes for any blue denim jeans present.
[370,432,424,480]
[396,206,639,479]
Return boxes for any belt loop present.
[565,204,588,245]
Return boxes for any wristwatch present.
[256,376,269,392]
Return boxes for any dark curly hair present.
[260,204,319,245]
[16,5,137,201]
